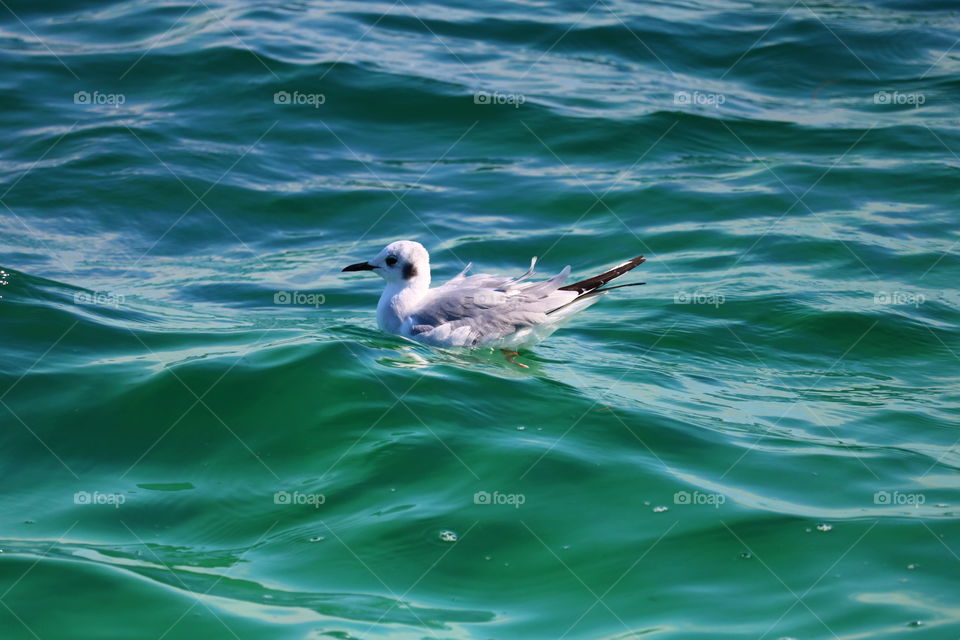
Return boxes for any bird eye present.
[385,256,398,266]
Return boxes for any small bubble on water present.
[516,426,526,431]
[816,523,832,532]
[935,503,948,508]
[562,545,571,550]
[390,488,396,492]
[439,530,458,543]
[652,506,669,513]
[907,563,918,570]
[739,552,752,559]
[484,556,492,561]
[907,620,923,627]
[309,536,325,543]
[805,527,812,533]
[643,501,651,506]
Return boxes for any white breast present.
[376,283,426,335]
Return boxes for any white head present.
[342,240,431,288]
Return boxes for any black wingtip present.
[596,281,645,292]
[558,255,646,295]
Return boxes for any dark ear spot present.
[403,262,417,279]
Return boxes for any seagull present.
[342,240,645,366]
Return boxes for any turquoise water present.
[2,0,959,638]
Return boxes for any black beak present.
[342,261,376,272]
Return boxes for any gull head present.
[342,240,431,286]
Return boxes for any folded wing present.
[407,261,578,347]
[406,254,645,348]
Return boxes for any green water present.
[2,0,959,638]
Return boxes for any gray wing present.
[408,259,579,346]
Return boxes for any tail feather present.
[546,256,645,316]
[558,255,645,294]
[547,281,645,315]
